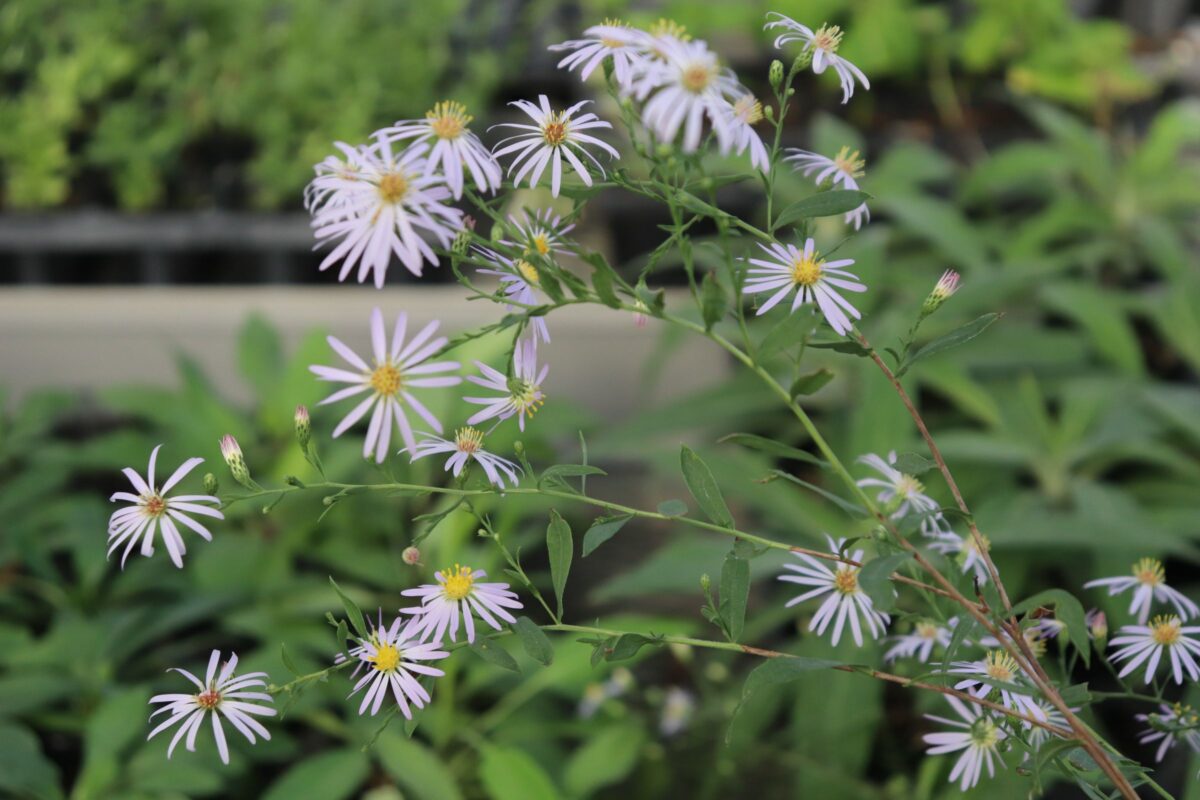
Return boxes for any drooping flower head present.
[1108,615,1200,685]
[741,238,866,335]
[406,427,522,489]
[764,14,870,104]
[384,101,502,199]
[108,445,223,569]
[309,308,462,462]
[856,451,948,537]
[884,618,955,663]
[778,535,890,646]
[474,246,552,344]
[784,146,870,228]
[923,695,1007,791]
[464,336,548,431]
[401,564,524,643]
[1084,557,1199,624]
[549,20,651,90]
[147,650,275,764]
[307,136,464,287]
[725,94,770,171]
[929,531,994,585]
[1136,703,1200,763]
[950,651,1046,721]
[491,95,619,197]
[344,613,449,718]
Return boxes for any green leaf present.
[727,656,843,742]
[375,732,463,800]
[328,577,368,639]
[719,549,751,641]
[546,511,573,619]
[582,515,632,557]
[700,271,727,331]
[898,314,1002,376]
[538,464,607,491]
[758,310,813,357]
[856,553,912,613]
[589,260,622,308]
[657,499,688,516]
[1013,589,1091,668]
[891,452,935,476]
[479,746,558,800]
[680,445,734,528]
[261,748,370,800]
[790,368,834,398]
[606,633,659,662]
[512,617,554,666]
[469,639,521,672]
[237,313,284,402]
[772,190,871,229]
[280,643,301,676]
[0,723,61,800]
[808,339,871,356]
[563,724,646,796]
[767,470,867,517]
[718,432,827,469]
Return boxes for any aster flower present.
[784,146,870,229]
[950,651,1046,721]
[883,618,955,663]
[1137,703,1200,763]
[304,144,368,213]
[464,336,548,431]
[1084,557,1199,624]
[856,451,948,537]
[1108,615,1200,685]
[659,687,696,736]
[765,14,870,104]
[406,427,522,489]
[344,614,449,718]
[384,101,502,199]
[578,667,635,719]
[147,650,275,765]
[107,445,222,569]
[308,136,464,287]
[401,564,524,644]
[491,95,619,197]
[474,246,551,343]
[778,535,890,647]
[929,531,993,585]
[725,94,770,172]
[923,269,960,315]
[923,695,1007,791]
[1086,608,1108,642]
[631,36,742,154]
[549,21,650,90]
[309,308,461,462]
[499,208,576,259]
[1026,701,1070,751]
[741,238,866,335]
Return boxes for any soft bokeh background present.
[1,1,1199,798]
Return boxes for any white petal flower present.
[474,246,551,343]
[659,687,696,736]
[1084,557,1199,624]
[304,144,368,214]
[1137,703,1200,763]
[740,238,866,335]
[147,650,275,765]
[856,451,948,537]
[401,564,524,644]
[406,427,522,489]
[490,95,619,197]
[383,101,502,199]
[107,445,222,569]
[499,208,576,259]
[764,14,870,104]
[778,535,890,647]
[923,695,1007,791]
[929,531,993,585]
[549,21,652,90]
[784,146,870,229]
[630,36,743,154]
[344,614,449,718]
[1026,701,1070,751]
[308,136,464,288]
[1108,615,1200,685]
[883,618,955,663]
[725,94,770,172]
[309,308,461,462]
[463,336,548,432]
[950,651,1046,721]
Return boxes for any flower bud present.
[294,405,311,451]
[401,546,421,566]
[700,573,711,592]
[220,434,255,489]
[769,59,784,91]
[453,216,476,254]
[921,270,960,317]
[792,51,812,72]
[1087,609,1108,646]
[203,472,218,495]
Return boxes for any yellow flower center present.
[516,260,540,285]
[833,567,858,595]
[441,564,475,600]
[1151,615,1182,646]
[370,364,403,396]
[196,689,221,710]
[733,95,764,125]
[143,494,167,517]
[648,19,689,41]
[916,621,940,640]
[377,172,409,204]
[599,21,626,49]
[970,718,1001,748]
[510,379,545,416]
[812,24,844,54]
[427,100,472,140]
[454,427,484,455]
[542,113,569,147]
[895,474,924,498]
[833,145,866,179]
[790,255,822,287]
[966,533,991,556]
[984,651,1018,682]
[531,234,550,257]
[682,62,715,93]
[371,643,401,673]
[1133,557,1165,588]
[1024,628,1048,657]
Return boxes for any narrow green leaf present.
[513,617,554,666]
[856,553,912,613]
[772,190,871,229]
[546,511,573,619]
[582,515,632,557]
[789,368,834,398]
[657,499,688,516]
[538,464,607,490]
[719,550,751,641]
[767,470,866,517]
[727,656,843,742]
[718,432,827,468]
[469,639,520,672]
[280,643,301,676]
[700,272,727,331]
[680,446,734,527]
[606,633,659,662]
[898,313,1002,376]
[328,577,367,639]
[808,339,871,356]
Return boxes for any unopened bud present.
[401,546,421,566]
[220,435,255,489]
[203,473,218,495]
[294,405,311,451]
[792,51,812,72]
[700,573,711,592]
[921,270,960,317]
[763,104,775,121]
[453,216,476,254]
[513,440,525,455]
[1087,609,1108,645]
[769,59,784,90]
